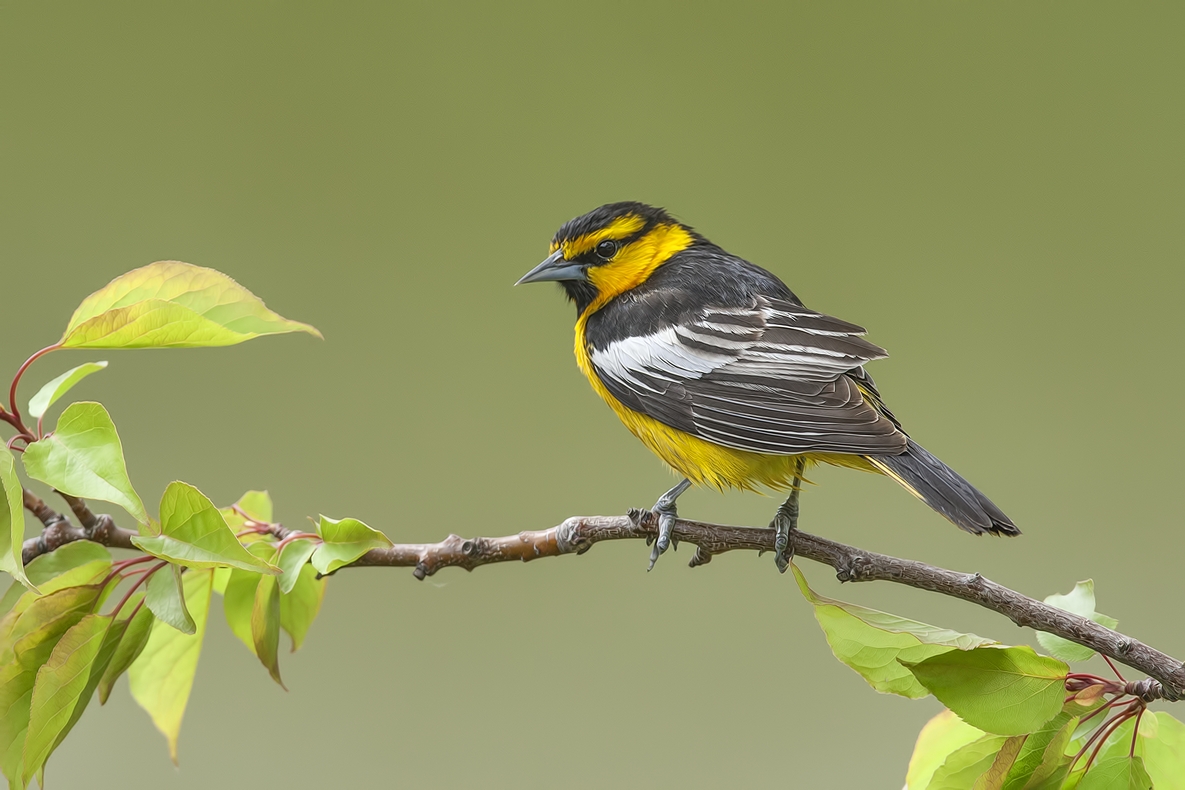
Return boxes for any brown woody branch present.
[20,489,137,565]
[19,496,1185,702]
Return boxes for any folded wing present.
[589,297,909,456]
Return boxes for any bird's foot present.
[770,499,800,574]
[646,480,690,571]
[648,503,678,571]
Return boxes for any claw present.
[771,459,805,574]
[771,513,795,574]
[646,479,690,570]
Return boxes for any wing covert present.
[588,297,908,456]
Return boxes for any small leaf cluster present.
[792,568,1183,788]
[0,262,394,787]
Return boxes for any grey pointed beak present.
[515,249,588,285]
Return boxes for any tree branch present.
[18,503,1185,702]
[20,490,137,565]
[336,510,1185,702]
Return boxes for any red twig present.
[1130,706,1146,758]
[7,344,61,440]
[1102,654,1128,683]
[274,532,319,552]
[109,561,166,620]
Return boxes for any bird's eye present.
[595,240,619,261]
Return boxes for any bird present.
[516,201,1018,572]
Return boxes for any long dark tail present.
[868,439,1020,536]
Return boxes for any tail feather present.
[868,439,1019,536]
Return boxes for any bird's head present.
[516,201,700,314]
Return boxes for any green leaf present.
[251,573,284,689]
[0,542,109,616]
[0,585,101,789]
[0,450,33,592]
[21,402,147,524]
[1001,711,1078,789]
[277,539,318,595]
[37,612,127,777]
[21,614,113,784]
[280,562,325,653]
[18,542,110,591]
[223,569,260,654]
[98,600,154,704]
[1035,580,1119,663]
[1076,755,1153,789]
[222,540,276,655]
[219,490,273,532]
[906,709,985,789]
[145,564,195,634]
[130,482,279,574]
[26,362,108,420]
[1,585,104,663]
[211,566,232,596]
[926,734,1012,790]
[60,261,322,349]
[311,516,392,574]
[128,568,213,764]
[226,541,286,686]
[1142,712,1185,790]
[903,647,1068,736]
[793,566,995,698]
[976,735,1025,789]
[1,560,110,628]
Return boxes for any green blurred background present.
[2,2,1182,787]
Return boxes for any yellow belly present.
[573,321,878,491]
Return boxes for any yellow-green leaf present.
[144,564,195,635]
[130,482,279,574]
[21,614,114,784]
[223,567,260,654]
[251,573,283,689]
[222,542,275,655]
[927,734,1012,790]
[26,362,108,420]
[0,542,109,616]
[128,568,213,764]
[793,565,995,698]
[1076,755,1153,789]
[15,542,110,591]
[1,560,110,630]
[276,539,318,595]
[98,600,154,704]
[1142,712,1185,790]
[219,490,273,532]
[906,709,986,789]
[280,563,324,653]
[60,261,321,349]
[1035,580,1119,663]
[38,612,128,774]
[311,515,392,574]
[1001,711,1077,789]
[22,402,147,524]
[0,585,102,788]
[976,735,1025,789]
[902,647,1068,736]
[0,449,33,591]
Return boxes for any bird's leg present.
[771,458,806,574]
[648,478,691,571]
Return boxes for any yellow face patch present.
[584,222,694,311]
[553,214,647,258]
